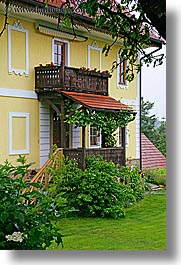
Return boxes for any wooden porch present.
[34,64,128,169]
[63,147,125,169]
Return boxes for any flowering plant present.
[0,157,63,250]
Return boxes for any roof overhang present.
[60,91,132,112]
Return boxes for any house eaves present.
[0,0,164,46]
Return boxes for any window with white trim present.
[117,52,128,87]
[89,126,101,148]
[52,38,69,66]
[53,41,65,66]
[118,127,125,147]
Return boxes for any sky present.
[141,42,166,120]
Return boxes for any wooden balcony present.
[35,65,111,95]
[63,147,125,169]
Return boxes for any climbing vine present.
[64,99,134,147]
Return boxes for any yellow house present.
[0,0,143,168]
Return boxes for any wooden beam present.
[44,99,61,115]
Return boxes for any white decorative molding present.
[0,88,37,99]
[8,21,29,76]
[91,41,99,49]
[12,20,24,30]
[88,43,102,70]
[9,112,30,155]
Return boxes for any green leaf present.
[1,211,9,223]
[29,182,42,189]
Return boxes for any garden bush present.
[0,157,63,250]
[118,165,145,206]
[144,168,166,186]
[47,155,145,219]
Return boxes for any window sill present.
[117,84,128,89]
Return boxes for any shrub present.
[144,168,166,186]
[47,155,145,218]
[118,165,145,206]
[0,157,63,250]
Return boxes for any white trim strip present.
[0,88,38,99]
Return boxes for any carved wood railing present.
[63,147,125,169]
[35,65,110,95]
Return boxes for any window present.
[119,59,127,85]
[89,126,101,147]
[118,127,125,147]
[53,41,65,66]
[117,52,128,87]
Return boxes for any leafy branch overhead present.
[57,0,166,81]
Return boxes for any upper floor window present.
[53,41,65,66]
[117,52,128,87]
[52,39,69,66]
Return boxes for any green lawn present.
[52,191,166,250]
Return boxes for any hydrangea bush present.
[0,157,63,250]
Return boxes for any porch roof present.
[61,91,131,111]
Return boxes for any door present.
[53,110,61,148]
[53,110,70,148]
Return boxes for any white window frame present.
[9,112,30,155]
[8,21,29,76]
[88,41,102,70]
[52,38,70,66]
[117,51,128,89]
[88,125,102,148]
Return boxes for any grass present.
[51,191,166,250]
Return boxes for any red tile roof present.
[61,91,130,111]
[36,0,164,43]
[141,133,166,169]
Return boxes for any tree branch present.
[0,0,9,37]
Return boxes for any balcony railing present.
[63,147,125,169]
[35,65,110,95]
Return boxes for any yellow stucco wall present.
[0,97,39,167]
[0,13,138,165]
[0,16,52,91]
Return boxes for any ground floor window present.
[118,127,125,147]
[89,126,101,148]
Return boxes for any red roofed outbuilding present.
[141,133,166,169]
